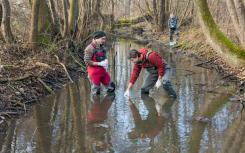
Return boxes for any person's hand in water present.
[124,89,130,98]
[154,78,162,89]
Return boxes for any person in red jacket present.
[124,48,176,98]
[84,31,115,95]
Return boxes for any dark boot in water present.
[163,81,177,98]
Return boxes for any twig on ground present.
[0,74,31,83]
[195,58,219,67]
[37,78,53,93]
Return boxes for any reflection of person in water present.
[87,94,115,152]
[128,95,164,139]
[87,94,114,124]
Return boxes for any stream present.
[0,39,242,153]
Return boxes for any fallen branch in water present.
[54,55,74,83]
[37,78,53,93]
[0,74,31,83]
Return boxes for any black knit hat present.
[93,31,106,39]
[127,49,140,59]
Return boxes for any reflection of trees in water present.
[0,120,16,153]
[189,86,234,153]
[35,95,55,153]
[69,84,84,152]
[34,81,88,153]
[221,111,245,153]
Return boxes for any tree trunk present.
[29,0,41,48]
[68,0,79,36]
[62,0,69,37]
[1,0,14,43]
[46,0,60,37]
[233,0,245,48]
[165,0,170,16]
[0,4,3,40]
[110,0,115,30]
[94,0,105,30]
[78,0,91,39]
[158,0,165,31]
[195,0,245,67]
[0,4,2,26]
[152,0,158,26]
[226,0,245,48]
[38,0,52,33]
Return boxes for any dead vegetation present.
[0,40,86,123]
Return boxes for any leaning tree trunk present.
[195,0,245,67]
[1,0,14,43]
[226,0,245,49]
[29,0,41,49]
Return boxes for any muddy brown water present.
[0,40,242,153]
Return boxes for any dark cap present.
[127,49,140,59]
[93,31,106,39]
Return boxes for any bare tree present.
[62,0,69,37]
[29,0,41,48]
[68,0,79,35]
[94,0,105,29]
[78,0,92,39]
[110,0,115,30]
[195,0,245,67]
[152,0,158,27]
[46,0,61,37]
[158,0,166,31]
[38,0,52,33]
[226,0,245,49]
[1,0,14,43]
[0,4,2,27]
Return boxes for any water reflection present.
[87,94,115,152]
[0,40,240,153]
[127,95,164,140]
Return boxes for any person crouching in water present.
[84,31,115,95]
[124,48,176,98]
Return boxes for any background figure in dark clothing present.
[168,13,179,46]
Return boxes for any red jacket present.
[129,48,165,85]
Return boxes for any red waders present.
[88,45,111,94]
